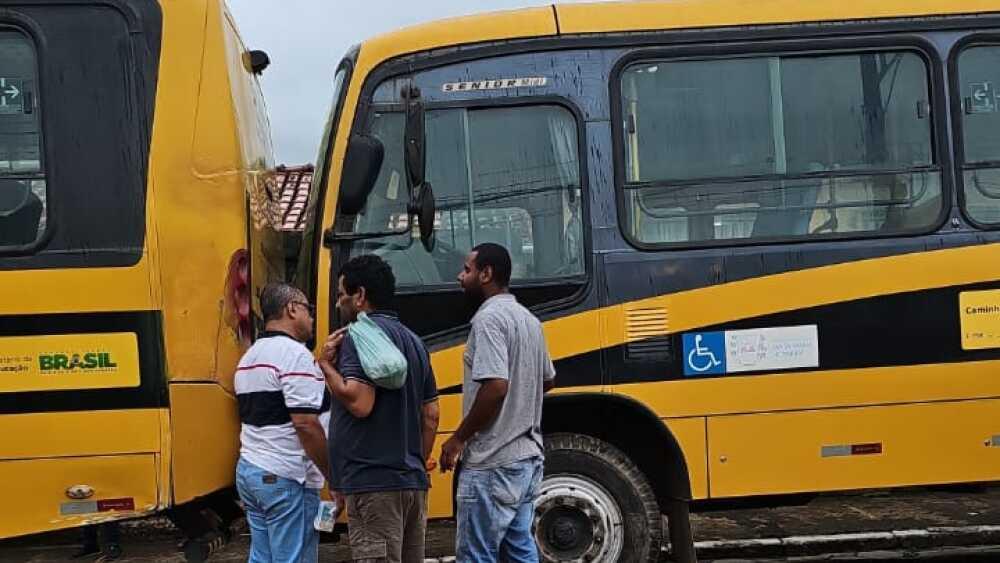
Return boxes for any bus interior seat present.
[751,180,821,238]
[0,180,42,246]
[376,239,442,287]
[881,175,940,231]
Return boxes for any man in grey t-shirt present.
[440,243,555,562]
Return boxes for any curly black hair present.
[339,254,396,309]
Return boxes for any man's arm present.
[543,337,557,393]
[319,360,376,418]
[439,378,508,472]
[291,413,330,479]
[317,329,376,418]
[453,379,508,443]
[421,399,440,461]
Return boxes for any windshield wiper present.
[322,227,408,247]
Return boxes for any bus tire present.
[536,432,663,562]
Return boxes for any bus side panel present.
[707,398,1000,498]
[0,410,160,460]
[169,383,240,505]
[159,0,249,390]
[0,454,159,538]
[427,432,456,519]
[662,417,709,500]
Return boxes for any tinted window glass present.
[350,105,584,287]
[0,31,44,248]
[621,51,940,245]
[958,46,1000,225]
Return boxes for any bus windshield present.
[346,104,585,288]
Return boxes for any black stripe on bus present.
[437,280,1000,395]
[605,280,1000,384]
[0,311,167,414]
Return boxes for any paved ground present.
[689,486,1000,542]
[2,486,998,562]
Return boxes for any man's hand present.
[319,328,347,368]
[439,434,466,473]
[328,489,346,512]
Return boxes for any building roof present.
[273,165,313,232]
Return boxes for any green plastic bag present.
[348,312,408,389]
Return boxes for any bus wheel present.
[536,433,663,562]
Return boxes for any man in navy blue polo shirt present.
[318,255,439,563]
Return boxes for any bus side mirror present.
[403,86,425,189]
[245,50,270,75]
[338,134,384,216]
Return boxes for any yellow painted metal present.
[612,361,1000,419]
[0,410,161,461]
[661,417,708,500]
[0,454,160,538]
[169,383,240,505]
[426,432,457,519]
[0,261,156,315]
[708,398,1000,497]
[556,0,1000,35]
[152,0,264,385]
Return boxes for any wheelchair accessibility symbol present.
[682,332,726,376]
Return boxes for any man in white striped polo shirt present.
[234,283,331,563]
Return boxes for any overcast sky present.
[228,0,586,165]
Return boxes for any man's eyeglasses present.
[291,301,316,316]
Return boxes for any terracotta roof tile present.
[274,164,314,232]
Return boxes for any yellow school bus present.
[303,1,1000,560]
[0,0,281,553]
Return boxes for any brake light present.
[227,249,251,347]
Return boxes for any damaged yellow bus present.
[303,1,1000,561]
[0,0,282,555]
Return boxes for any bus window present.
[958,45,1000,225]
[350,104,584,289]
[0,32,44,248]
[620,50,941,245]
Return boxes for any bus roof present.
[357,0,1000,72]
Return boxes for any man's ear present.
[480,265,494,285]
[356,286,367,306]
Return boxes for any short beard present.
[337,306,358,327]
[463,285,485,308]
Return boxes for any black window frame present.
[0,0,160,270]
[610,35,952,251]
[948,33,1000,230]
[304,53,356,307]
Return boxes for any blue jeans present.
[235,458,320,563]
[455,457,544,563]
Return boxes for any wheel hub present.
[534,475,624,562]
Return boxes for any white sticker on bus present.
[723,325,819,373]
[442,77,547,92]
